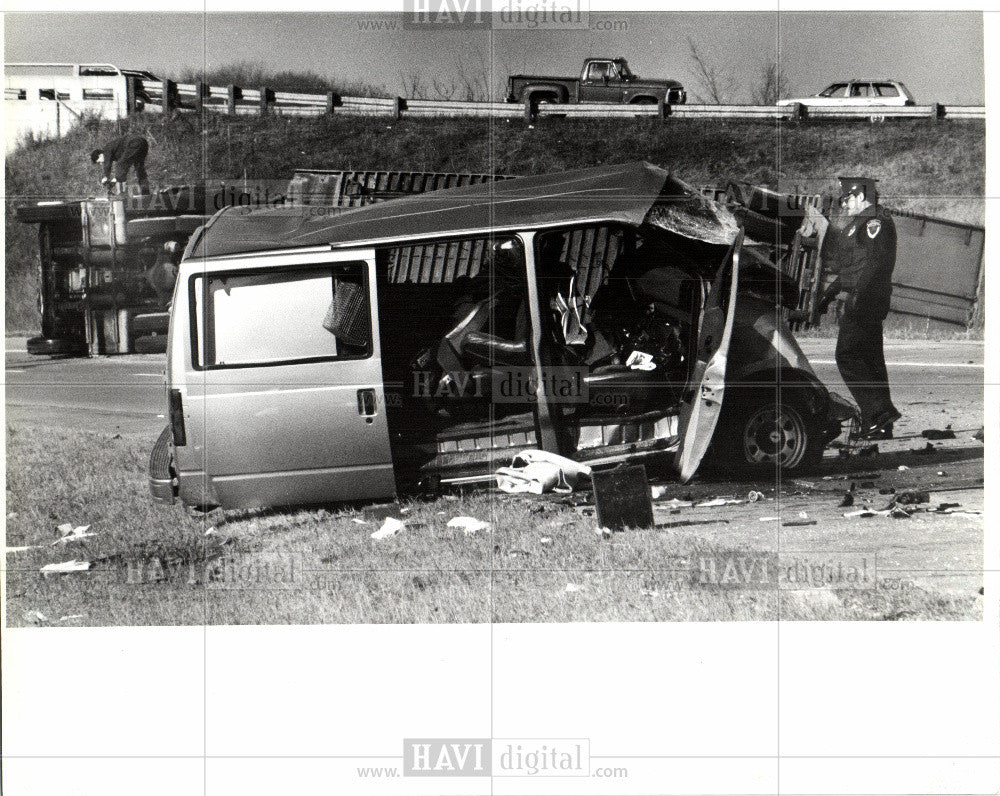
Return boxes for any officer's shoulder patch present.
[866,219,882,239]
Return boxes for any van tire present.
[707,387,824,475]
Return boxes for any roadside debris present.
[759,516,780,522]
[447,516,490,535]
[40,559,92,574]
[564,583,587,593]
[24,610,48,625]
[897,465,910,471]
[6,545,41,553]
[838,492,855,507]
[593,465,653,531]
[696,497,745,507]
[922,426,955,440]
[496,450,592,495]
[53,524,95,544]
[894,490,930,505]
[370,517,406,540]
[972,428,984,441]
[747,491,766,502]
[59,615,85,621]
[654,496,695,509]
[782,520,817,527]
[594,526,613,539]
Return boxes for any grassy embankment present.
[5,425,982,626]
[5,112,984,333]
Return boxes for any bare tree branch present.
[686,37,731,104]
[750,58,789,105]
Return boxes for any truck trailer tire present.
[133,334,168,354]
[26,336,88,357]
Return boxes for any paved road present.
[5,336,985,436]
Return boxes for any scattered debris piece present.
[895,490,930,505]
[496,449,592,494]
[370,517,406,539]
[657,497,694,509]
[897,465,910,471]
[759,516,780,522]
[447,516,490,535]
[351,517,369,525]
[935,503,961,512]
[59,615,85,621]
[844,509,878,518]
[650,485,670,500]
[24,610,48,625]
[40,559,92,574]
[792,480,815,490]
[593,526,613,539]
[972,428,984,442]
[782,520,817,527]
[889,506,914,519]
[937,471,947,477]
[539,536,553,545]
[858,445,879,457]
[6,545,40,553]
[922,427,955,440]
[655,519,730,529]
[53,524,95,544]
[879,487,897,495]
[913,442,936,455]
[838,492,855,507]
[747,491,766,502]
[204,526,217,536]
[593,465,654,530]
[642,589,660,598]
[798,511,809,519]
[565,583,587,593]
[696,497,745,507]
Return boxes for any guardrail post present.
[392,96,403,120]
[161,79,177,114]
[793,102,806,120]
[226,84,242,115]
[934,102,945,121]
[524,98,534,122]
[194,82,209,113]
[326,91,341,115]
[259,86,273,115]
[657,97,671,121]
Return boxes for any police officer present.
[801,176,901,440]
[90,135,150,195]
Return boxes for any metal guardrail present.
[139,80,985,122]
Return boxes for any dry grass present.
[5,425,981,626]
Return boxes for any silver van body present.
[150,163,847,510]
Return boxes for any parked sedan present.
[777,80,915,107]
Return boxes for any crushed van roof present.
[186,162,734,259]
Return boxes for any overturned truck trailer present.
[15,170,983,356]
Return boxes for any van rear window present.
[191,262,370,368]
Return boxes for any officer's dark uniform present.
[93,136,150,194]
[821,177,901,437]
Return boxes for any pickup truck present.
[506,57,686,108]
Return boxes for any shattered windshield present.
[645,192,745,246]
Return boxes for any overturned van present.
[149,162,852,510]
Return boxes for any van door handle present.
[357,388,377,417]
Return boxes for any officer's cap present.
[838,176,879,204]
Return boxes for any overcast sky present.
[3,10,985,104]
